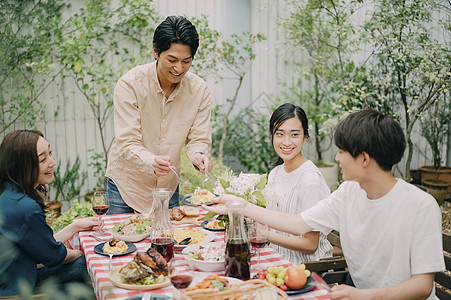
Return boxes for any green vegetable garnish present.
[211,279,226,291]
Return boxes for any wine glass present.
[91,191,109,235]
[168,257,194,300]
[250,221,269,271]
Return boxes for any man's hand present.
[329,284,361,300]
[152,155,172,176]
[191,152,212,174]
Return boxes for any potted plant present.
[46,157,88,224]
[419,99,451,204]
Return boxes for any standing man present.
[106,16,212,215]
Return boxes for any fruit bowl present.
[182,242,226,272]
[253,265,314,294]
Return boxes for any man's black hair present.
[153,16,199,58]
[334,109,406,171]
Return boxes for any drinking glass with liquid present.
[169,258,193,299]
[91,191,109,235]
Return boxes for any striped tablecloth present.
[68,213,330,300]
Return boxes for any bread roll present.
[171,207,184,221]
[179,206,200,217]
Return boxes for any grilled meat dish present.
[119,248,168,283]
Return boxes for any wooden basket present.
[184,279,288,300]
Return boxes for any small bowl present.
[182,242,226,272]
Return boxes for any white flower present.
[214,171,268,207]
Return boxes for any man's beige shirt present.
[105,61,211,214]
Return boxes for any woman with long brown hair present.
[0,130,101,297]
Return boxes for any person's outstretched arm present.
[269,231,319,254]
[328,273,434,300]
[54,217,102,243]
[204,194,313,236]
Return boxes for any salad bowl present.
[182,241,226,272]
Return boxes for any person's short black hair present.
[334,109,405,171]
[153,15,199,58]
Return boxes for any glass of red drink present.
[91,191,109,235]
[249,221,268,271]
[168,258,193,299]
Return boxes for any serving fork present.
[169,166,192,185]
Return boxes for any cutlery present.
[312,272,331,291]
[203,172,210,183]
[108,253,113,270]
[89,235,108,242]
[176,237,192,245]
[142,293,151,300]
[169,166,192,185]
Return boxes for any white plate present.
[174,228,216,249]
[190,273,243,286]
[109,267,171,290]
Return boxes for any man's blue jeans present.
[105,177,179,215]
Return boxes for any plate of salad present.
[111,215,152,242]
[109,267,170,290]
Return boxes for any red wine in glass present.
[93,205,109,216]
[250,221,268,271]
[251,236,267,249]
[170,275,193,289]
[225,241,251,280]
[92,192,109,235]
[150,237,175,262]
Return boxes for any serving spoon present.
[176,237,192,245]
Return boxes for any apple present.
[284,266,307,290]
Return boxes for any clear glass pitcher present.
[225,200,251,280]
[149,188,174,262]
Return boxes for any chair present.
[435,232,451,300]
[304,231,347,276]
[317,232,451,292]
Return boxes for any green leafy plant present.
[50,200,95,232]
[212,106,276,174]
[179,146,231,196]
[58,0,159,172]
[361,0,451,179]
[0,0,68,134]
[420,98,451,179]
[190,15,265,160]
[278,0,372,164]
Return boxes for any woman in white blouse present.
[266,103,332,265]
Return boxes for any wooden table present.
[68,213,330,300]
